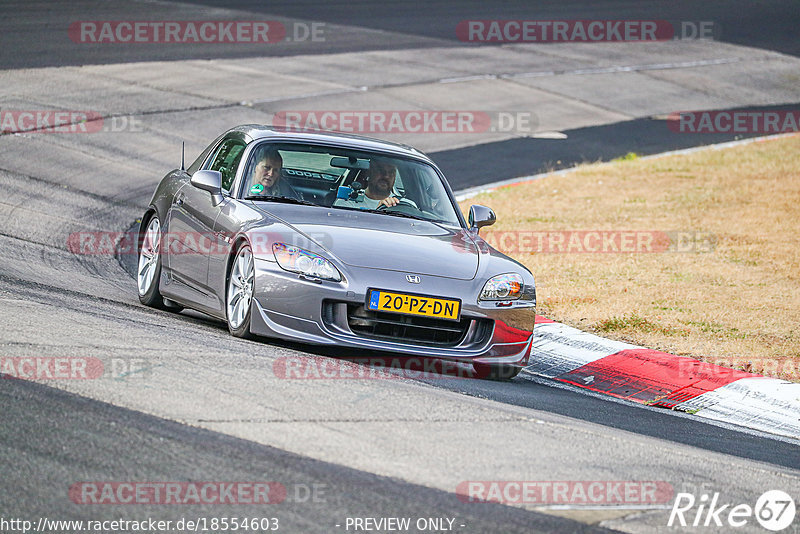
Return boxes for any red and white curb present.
[524,316,800,440]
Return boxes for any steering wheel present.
[376,197,419,215]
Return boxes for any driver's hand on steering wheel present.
[378,196,400,208]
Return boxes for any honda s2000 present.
[137,125,536,378]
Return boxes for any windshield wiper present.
[331,206,454,227]
[364,209,432,223]
[244,195,317,206]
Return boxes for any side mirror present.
[468,205,496,232]
[191,170,224,206]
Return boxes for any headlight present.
[272,243,341,282]
[480,273,523,301]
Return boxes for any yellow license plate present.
[367,289,461,321]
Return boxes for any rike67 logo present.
[669,490,796,531]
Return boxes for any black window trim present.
[205,136,248,195]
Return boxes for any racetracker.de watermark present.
[1,357,103,380]
[68,230,717,256]
[272,110,537,134]
[668,110,800,134]
[456,20,717,42]
[0,357,154,381]
[676,357,799,381]
[69,230,281,256]
[480,230,717,254]
[456,481,674,505]
[68,21,325,43]
[0,110,142,134]
[70,230,337,256]
[273,356,480,380]
[69,482,287,505]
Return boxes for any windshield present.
[240,143,463,226]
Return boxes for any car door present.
[206,142,268,312]
[164,136,246,311]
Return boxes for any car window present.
[208,139,246,192]
[239,142,462,227]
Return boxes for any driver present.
[334,158,414,209]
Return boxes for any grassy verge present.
[461,135,800,380]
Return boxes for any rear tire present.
[137,214,166,309]
[226,241,255,339]
[473,363,522,380]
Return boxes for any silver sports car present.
[137,125,535,378]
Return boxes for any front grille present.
[342,303,491,347]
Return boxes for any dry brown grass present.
[461,135,800,380]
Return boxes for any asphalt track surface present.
[2,378,606,534]
[3,0,798,70]
[5,1,799,185]
[1,2,800,533]
[434,103,800,189]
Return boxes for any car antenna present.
[180,141,185,171]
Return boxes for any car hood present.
[251,204,480,280]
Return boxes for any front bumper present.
[249,258,535,367]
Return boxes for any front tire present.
[137,215,166,308]
[226,241,255,338]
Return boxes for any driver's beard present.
[370,181,391,198]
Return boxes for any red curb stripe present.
[535,315,556,324]
[555,349,755,407]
